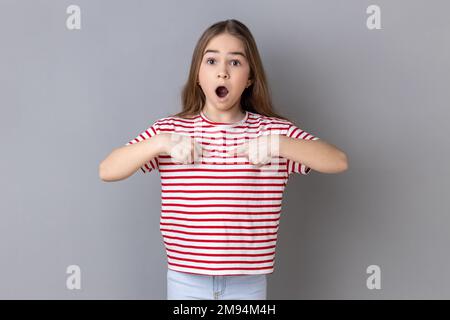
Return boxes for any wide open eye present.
[205,58,242,66]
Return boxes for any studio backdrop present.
[1,0,449,299]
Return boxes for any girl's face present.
[198,33,252,113]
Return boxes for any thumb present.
[192,139,205,162]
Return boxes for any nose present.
[217,71,229,79]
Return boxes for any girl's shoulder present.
[153,113,201,128]
[248,111,292,127]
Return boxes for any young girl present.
[99,19,348,300]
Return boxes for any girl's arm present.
[279,135,348,174]
[99,134,166,182]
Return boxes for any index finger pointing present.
[226,143,247,157]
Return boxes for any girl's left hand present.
[225,134,280,167]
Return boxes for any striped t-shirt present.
[125,109,320,276]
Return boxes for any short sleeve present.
[285,123,320,175]
[125,121,160,174]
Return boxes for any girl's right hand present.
[158,133,203,165]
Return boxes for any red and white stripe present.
[125,111,319,275]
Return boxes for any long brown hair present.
[169,19,292,122]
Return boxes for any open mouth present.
[215,86,229,98]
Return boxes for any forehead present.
[204,33,245,54]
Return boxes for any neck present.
[202,106,245,123]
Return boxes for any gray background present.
[1,0,449,299]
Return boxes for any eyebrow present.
[203,49,246,58]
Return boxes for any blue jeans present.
[167,269,267,300]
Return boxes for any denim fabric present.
[167,268,267,300]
